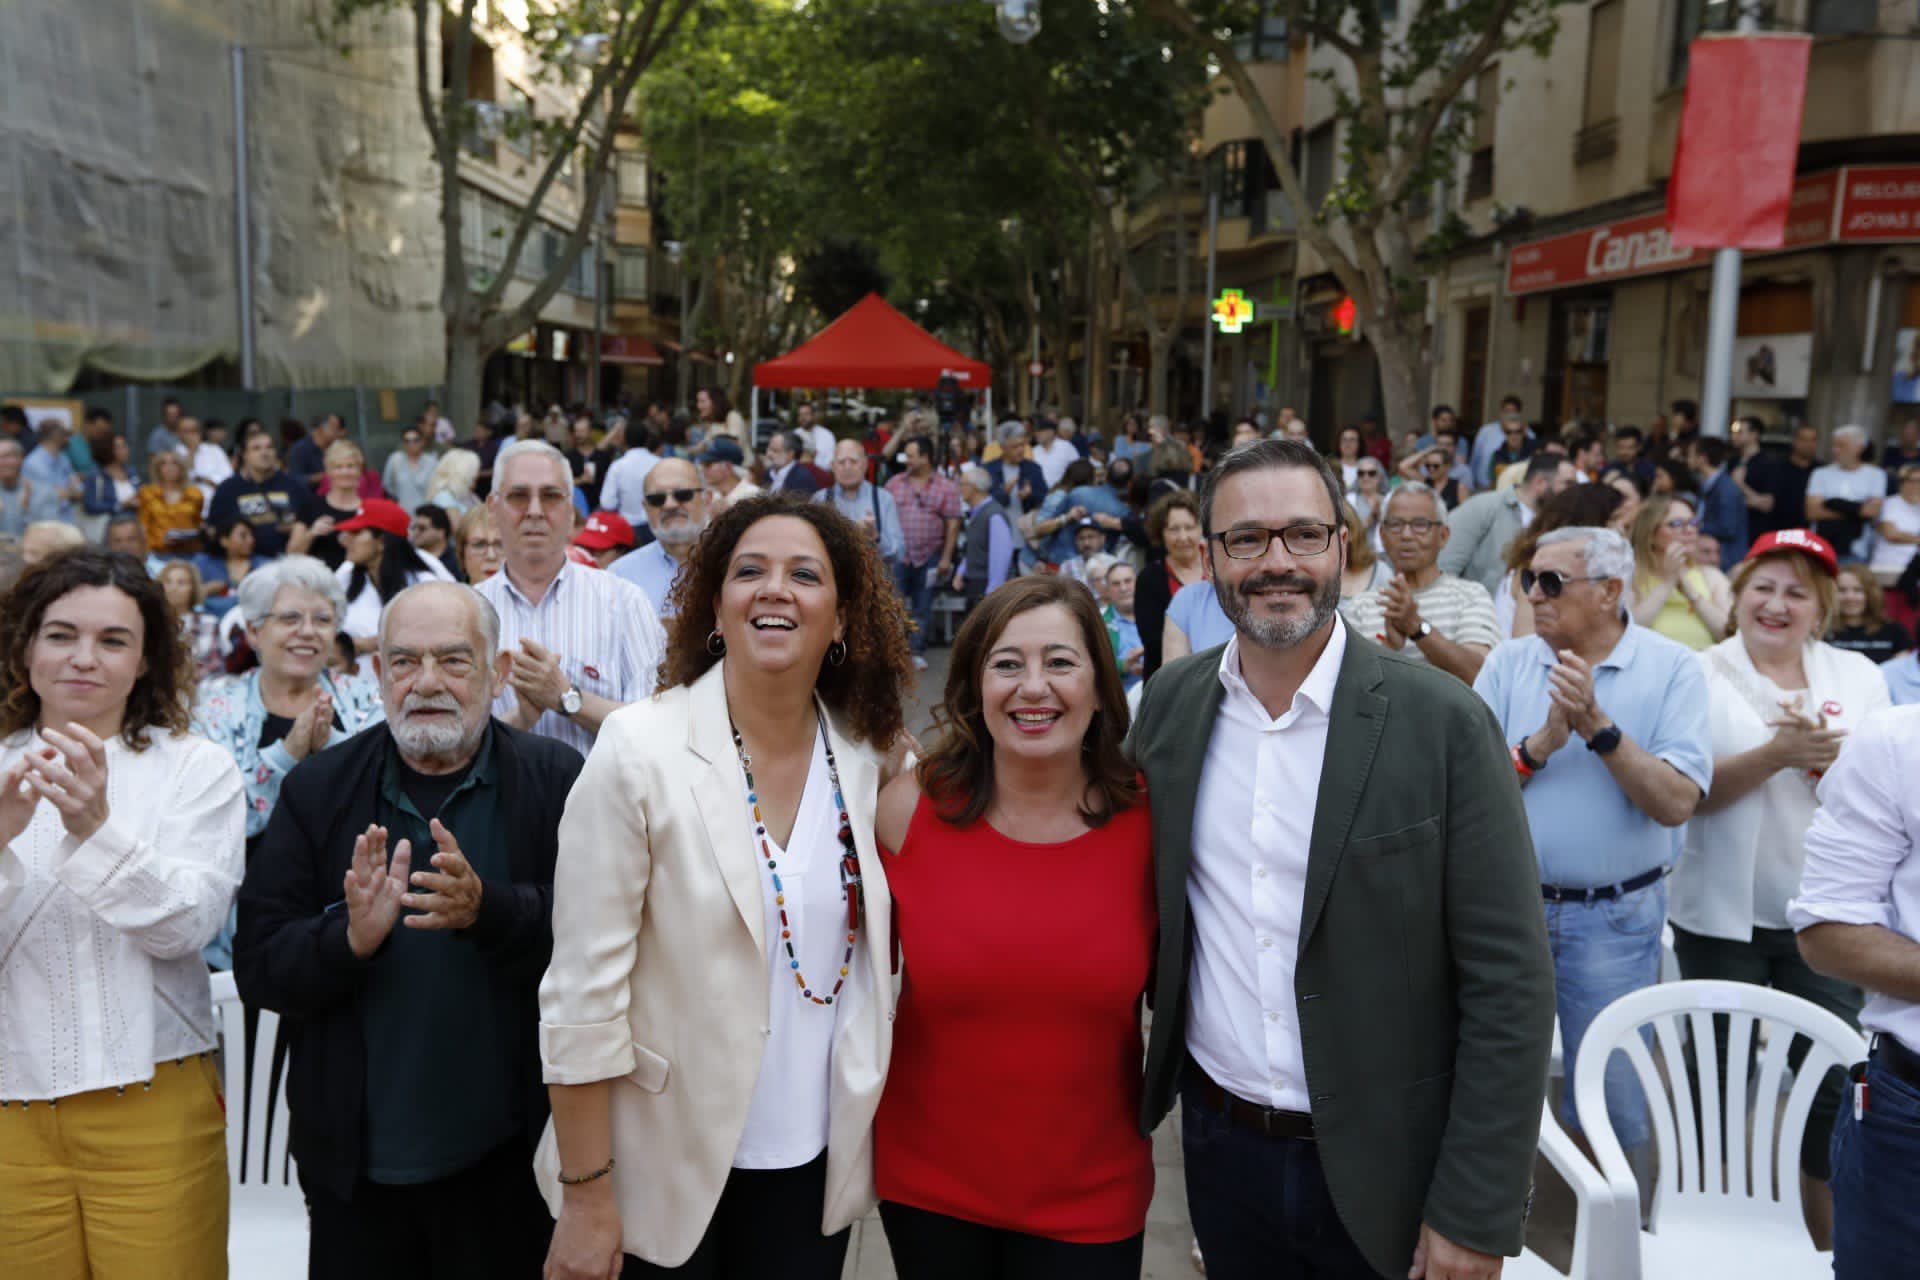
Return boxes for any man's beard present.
[1214,568,1341,651]
[390,693,488,760]
[655,517,706,549]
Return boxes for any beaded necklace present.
[729,713,864,1006]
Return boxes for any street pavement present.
[845,645,1578,1279]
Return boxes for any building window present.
[1466,68,1497,202]
[615,248,650,300]
[1809,0,1877,33]
[1211,141,1248,207]
[617,152,650,207]
[1578,0,1623,162]
[504,84,534,158]
[1304,123,1336,213]
[1668,0,1741,87]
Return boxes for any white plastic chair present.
[1572,979,1867,1280]
[210,971,309,1278]
[1509,1100,1637,1280]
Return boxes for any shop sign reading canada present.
[1505,165,1920,296]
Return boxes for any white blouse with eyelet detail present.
[0,730,246,1101]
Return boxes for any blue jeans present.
[1831,1052,1920,1279]
[1179,1076,1378,1280]
[894,556,938,654]
[1545,878,1667,1149]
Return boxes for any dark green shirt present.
[361,726,520,1184]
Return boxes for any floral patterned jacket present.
[192,668,387,840]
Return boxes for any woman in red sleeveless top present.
[874,575,1154,1279]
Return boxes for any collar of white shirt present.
[1217,615,1349,727]
[500,556,576,607]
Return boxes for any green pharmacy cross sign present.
[1212,288,1255,335]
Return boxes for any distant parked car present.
[825,395,888,425]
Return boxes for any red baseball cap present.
[574,510,635,552]
[334,498,411,539]
[1744,528,1838,576]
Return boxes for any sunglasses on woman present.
[1519,568,1607,599]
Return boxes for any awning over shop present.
[601,334,665,366]
[755,292,991,389]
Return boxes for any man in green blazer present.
[1128,439,1555,1280]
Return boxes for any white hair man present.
[814,438,904,568]
[234,581,586,1279]
[1473,525,1712,1173]
[1806,424,1888,564]
[472,439,666,756]
[1337,483,1499,685]
[953,463,1017,604]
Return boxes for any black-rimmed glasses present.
[1212,523,1338,560]
[1520,568,1607,599]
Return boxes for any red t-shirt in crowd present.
[874,793,1156,1244]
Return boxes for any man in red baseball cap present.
[571,510,634,570]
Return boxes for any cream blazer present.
[533,662,895,1267]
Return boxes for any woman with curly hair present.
[540,494,915,1280]
[873,575,1152,1278]
[0,548,246,1276]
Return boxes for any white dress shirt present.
[0,730,246,1100]
[598,448,661,524]
[475,558,667,757]
[731,731,859,1169]
[1187,618,1348,1111]
[1790,705,1920,1054]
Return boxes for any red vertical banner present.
[1666,34,1812,249]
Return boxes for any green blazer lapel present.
[1153,654,1228,926]
[1300,639,1388,947]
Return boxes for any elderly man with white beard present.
[609,455,711,618]
[235,581,585,1280]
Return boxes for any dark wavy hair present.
[660,493,913,749]
[347,530,438,607]
[0,548,192,749]
[917,575,1143,828]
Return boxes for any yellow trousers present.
[0,1054,228,1279]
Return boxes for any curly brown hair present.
[659,493,914,749]
[917,575,1143,828]
[0,548,193,749]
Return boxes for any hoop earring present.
[706,629,726,656]
[826,640,847,667]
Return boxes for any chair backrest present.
[1573,979,1867,1230]
[209,971,297,1187]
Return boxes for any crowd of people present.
[1,387,1919,1280]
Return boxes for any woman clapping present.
[0,549,247,1276]
[540,495,915,1279]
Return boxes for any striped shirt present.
[1338,572,1499,665]
[475,558,668,757]
[885,472,962,566]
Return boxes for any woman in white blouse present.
[540,496,915,1280]
[1671,528,1888,1246]
[0,547,247,1276]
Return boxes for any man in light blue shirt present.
[1884,650,1920,706]
[1469,394,1529,490]
[815,438,903,567]
[22,422,80,522]
[1474,525,1711,1159]
[610,456,707,618]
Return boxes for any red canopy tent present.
[755,293,991,389]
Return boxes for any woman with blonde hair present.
[1673,530,1885,1245]
[428,448,483,516]
[454,502,505,584]
[1338,500,1389,598]
[137,449,205,557]
[1631,492,1731,650]
[305,439,368,570]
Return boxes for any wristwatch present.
[1411,619,1434,642]
[1516,736,1546,773]
[1586,724,1623,755]
[559,686,583,717]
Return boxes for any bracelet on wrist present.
[558,1156,615,1186]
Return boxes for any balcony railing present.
[1574,118,1619,166]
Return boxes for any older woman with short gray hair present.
[193,555,385,967]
